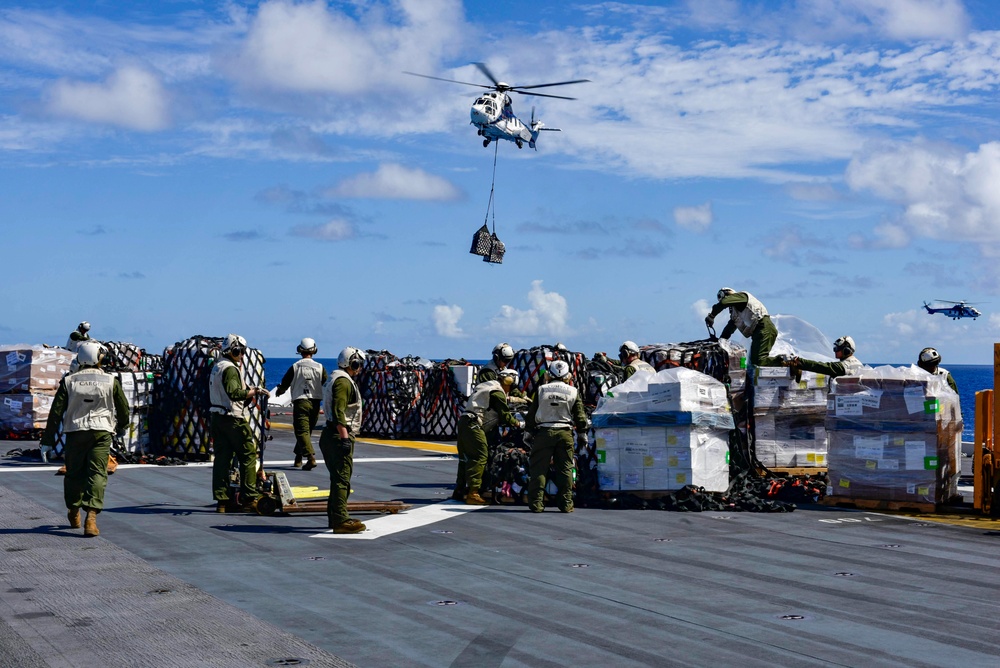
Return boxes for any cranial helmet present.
[492,342,515,364]
[833,336,856,357]
[549,360,571,380]
[498,368,519,385]
[619,340,640,362]
[919,347,941,366]
[222,334,248,356]
[338,346,366,371]
[554,342,569,352]
[78,321,91,334]
[717,287,735,301]
[76,341,104,367]
[297,337,317,355]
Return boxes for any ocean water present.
[264,358,991,442]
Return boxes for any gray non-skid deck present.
[2,427,1000,667]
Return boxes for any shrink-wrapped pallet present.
[825,366,962,505]
[0,394,54,430]
[0,345,72,395]
[753,365,829,468]
[592,368,733,492]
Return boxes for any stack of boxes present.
[0,346,73,433]
[753,366,829,468]
[826,367,962,505]
[593,368,734,493]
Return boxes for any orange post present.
[974,388,992,512]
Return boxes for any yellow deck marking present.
[290,486,329,500]
[879,511,1000,530]
[269,422,456,454]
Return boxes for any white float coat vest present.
[629,359,655,374]
[324,369,363,435]
[63,368,117,433]
[729,292,768,338]
[535,381,579,429]
[209,358,248,419]
[463,380,503,428]
[290,358,324,401]
[841,356,863,375]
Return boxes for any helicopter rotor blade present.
[513,90,579,100]
[512,78,591,90]
[403,71,494,89]
[473,62,502,87]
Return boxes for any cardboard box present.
[0,393,54,430]
[0,347,73,394]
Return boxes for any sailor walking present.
[276,338,327,470]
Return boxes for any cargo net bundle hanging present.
[148,335,268,460]
[469,142,505,264]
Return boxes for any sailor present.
[525,360,589,513]
[209,334,265,513]
[275,338,327,470]
[705,288,783,368]
[318,347,367,533]
[792,336,864,378]
[454,367,522,505]
[619,341,655,379]
[65,321,91,353]
[40,341,128,537]
[916,347,958,392]
[477,342,527,406]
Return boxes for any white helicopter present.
[405,62,589,150]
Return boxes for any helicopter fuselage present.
[471,91,536,147]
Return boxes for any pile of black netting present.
[148,335,267,460]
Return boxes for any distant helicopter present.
[405,62,589,150]
[923,300,982,320]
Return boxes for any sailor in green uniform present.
[705,288,783,368]
[209,334,266,513]
[477,342,516,384]
[40,341,129,537]
[792,336,864,378]
[916,347,958,392]
[525,360,589,513]
[455,367,522,505]
[619,341,655,379]
[276,337,327,470]
[319,346,367,533]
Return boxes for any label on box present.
[904,441,926,470]
[924,456,939,470]
[596,429,618,449]
[673,472,689,485]
[859,390,882,408]
[5,351,18,366]
[903,386,926,414]
[907,483,916,494]
[643,455,655,467]
[758,366,788,378]
[624,472,640,485]
[854,435,884,459]
[839,478,850,488]
[7,399,23,412]
[878,459,899,470]
[865,460,877,470]
[918,486,930,496]
[596,450,606,464]
[835,396,863,416]
[924,399,939,414]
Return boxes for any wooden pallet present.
[259,498,412,516]
[769,467,827,477]
[820,496,936,514]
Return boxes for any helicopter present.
[923,300,982,320]
[404,62,589,150]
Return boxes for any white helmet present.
[549,360,571,380]
[919,347,941,365]
[338,346,366,371]
[498,368,519,385]
[222,334,248,356]
[76,341,104,367]
[619,341,640,361]
[78,321,91,334]
[717,287,735,301]
[492,342,515,364]
[833,336,856,357]
[297,337,317,355]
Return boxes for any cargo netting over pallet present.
[148,335,267,460]
[357,351,472,440]
[52,370,156,458]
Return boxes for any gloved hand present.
[515,417,526,430]
[776,354,793,366]
[704,314,715,327]
[338,437,353,454]
[522,432,534,447]
[576,433,589,448]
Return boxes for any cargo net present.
[100,341,143,371]
[357,352,468,440]
[148,336,268,461]
[510,346,587,399]
[582,353,624,410]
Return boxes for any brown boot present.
[106,456,118,475]
[332,519,366,534]
[84,510,99,537]
[293,455,303,468]
[302,455,317,471]
[464,488,490,506]
[67,507,81,528]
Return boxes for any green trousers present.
[319,426,354,527]
[456,414,488,490]
[211,414,259,504]
[63,431,111,512]
[750,316,783,368]
[528,427,575,512]
[292,398,321,458]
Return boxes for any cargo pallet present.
[258,471,412,516]
[821,496,936,514]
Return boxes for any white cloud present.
[792,0,970,41]
[326,163,461,201]
[691,299,711,319]
[490,280,570,337]
[289,219,355,240]
[846,140,1000,246]
[990,313,1000,331]
[45,66,169,131]
[673,202,713,232]
[433,305,465,338]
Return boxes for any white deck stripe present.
[311,500,487,540]
[0,456,453,474]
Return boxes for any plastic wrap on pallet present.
[592,368,732,492]
[148,336,267,459]
[0,345,72,395]
[825,365,962,505]
[0,393,54,431]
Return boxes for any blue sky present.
[3,0,1000,364]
